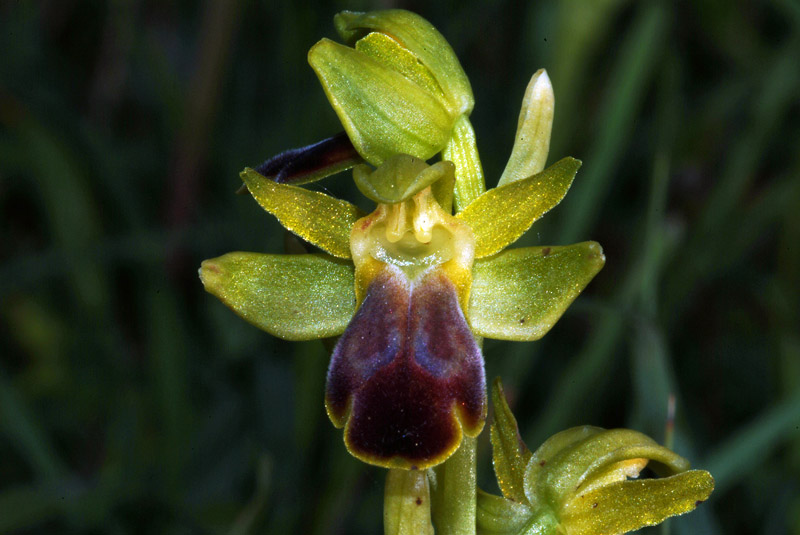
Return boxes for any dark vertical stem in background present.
[166,0,241,275]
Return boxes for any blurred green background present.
[2,1,799,533]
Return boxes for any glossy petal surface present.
[559,470,714,535]
[469,242,605,341]
[308,38,453,166]
[326,266,485,469]
[457,157,580,258]
[200,252,356,340]
[241,167,362,259]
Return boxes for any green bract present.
[479,379,715,535]
[308,10,487,211]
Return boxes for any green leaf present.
[558,470,714,535]
[468,242,605,341]
[457,158,580,258]
[489,378,532,504]
[200,252,356,341]
[308,38,454,166]
[241,167,363,259]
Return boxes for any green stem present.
[430,436,477,535]
[384,469,434,535]
[443,115,485,213]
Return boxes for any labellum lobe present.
[325,265,485,469]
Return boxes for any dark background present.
[1,1,799,533]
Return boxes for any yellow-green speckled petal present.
[200,252,356,341]
[241,167,363,259]
[457,157,580,258]
[558,470,714,535]
[468,242,604,341]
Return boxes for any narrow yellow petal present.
[443,115,486,212]
[457,157,580,258]
[241,167,363,259]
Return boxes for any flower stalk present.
[384,469,434,535]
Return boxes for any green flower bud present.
[478,379,714,535]
[308,10,474,166]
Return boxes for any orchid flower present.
[198,11,716,535]
[199,10,606,470]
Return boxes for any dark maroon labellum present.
[326,267,485,469]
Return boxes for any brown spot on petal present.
[325,267,486,469]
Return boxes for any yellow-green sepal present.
[456,157,580,258]
[489,378,532,503]
[308,38,454,166]
[333,9,474,116]
[557,470,714,535]
[199,252,355,341]
[241,167,362,259]
[468,242,605,341]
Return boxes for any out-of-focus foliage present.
[1,1,798,534]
